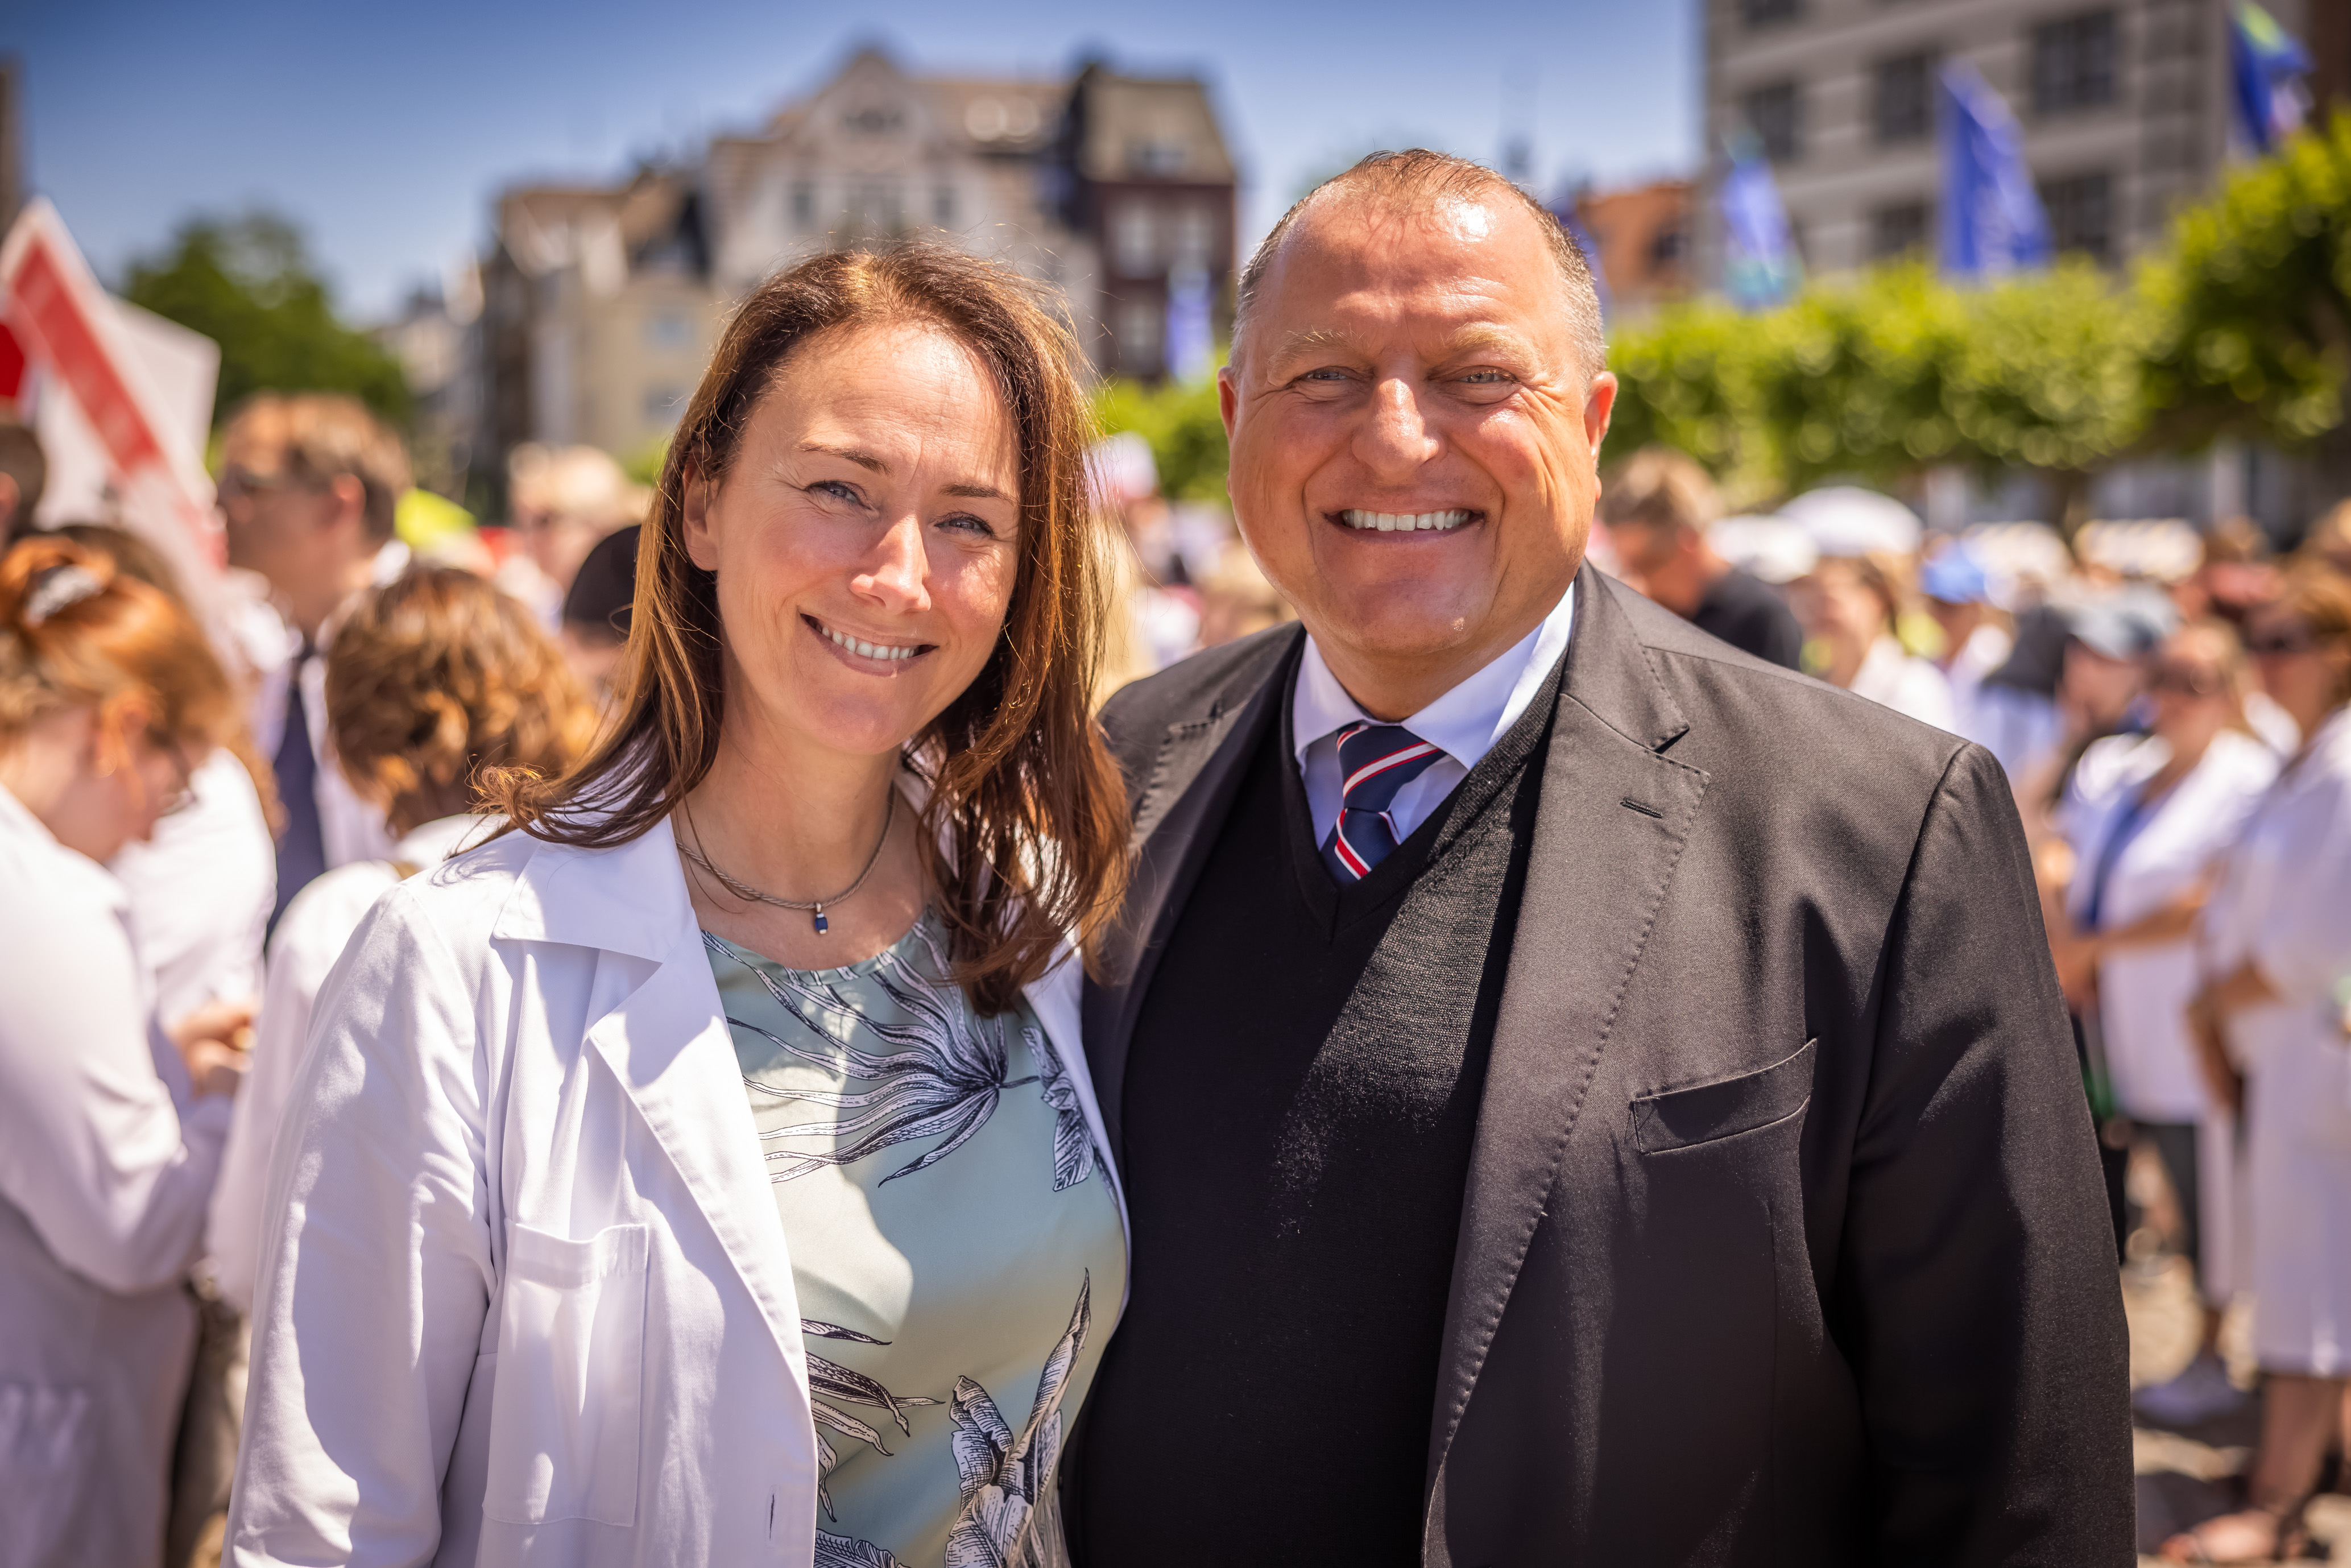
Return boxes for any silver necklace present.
[678,791,896,936]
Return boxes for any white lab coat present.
[0,780,233,1567]
[2203,706,2351,1374]
[208,813,494,1315]
[112,747,277,1023]
[227,805,1120,1567]
[1848,635,1959,733]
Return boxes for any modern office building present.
[1698,0,2319,279]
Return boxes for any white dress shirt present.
[246,540,408,872]
[1292,582,1576,849]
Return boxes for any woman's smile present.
[802,611,936,670]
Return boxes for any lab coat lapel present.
[500,821,808,1379]
[1081,629,1296,1165]
[1423,568,1711,1516]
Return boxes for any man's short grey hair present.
[1233,148,1607,382]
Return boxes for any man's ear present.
[679,462,721,572]
[1584,371,1619,457]
[1217,363,1240,440]
[326,474,369,536]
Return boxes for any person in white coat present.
[208,565,595,1315]
[2164,569,2351,1565]
[0,535,251,1567]
[1788,552,1959,731]
[2047,621,2278,1421]
[229,243,1136,1568]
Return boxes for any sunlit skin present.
[217,425,376,640]
[1787,558,1891,688]
[677,322,1021,970]
[1221,192,1616,721]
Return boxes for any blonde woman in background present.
[1789,551,1958,730]
[0,536,250,1567]
[498,442,649,630]
[208,566,595,1317]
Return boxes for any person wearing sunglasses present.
[2165,568,2351,1565]
[0,535,253,1567]
[2046,622,2277,1426]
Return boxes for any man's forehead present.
[1251,192,1569,349]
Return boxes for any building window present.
[1870,202,1931,259]
[1649,224,1687,273]
[2041,171,2114,260]
[1170,204,1219,274]
[933,185,955,226]
[1126,139,1189,177]
[1874,53,1935,143]
[1111,199,1160,276]
[2033,11,2118,115]
[644,311,693,350]
[790,183,815,231]
[1115,297,1164,376]
[1742,0,1800,25]
[1744,81,1802,163]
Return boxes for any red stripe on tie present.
[1334,828,1373,879]
[1342,742,1441,797]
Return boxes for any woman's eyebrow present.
[942,482,1011,502]
[801,441,889,473]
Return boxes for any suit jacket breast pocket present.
[1632,1038,1816,1155]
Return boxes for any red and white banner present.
[1,198,220,573]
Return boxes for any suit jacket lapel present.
[1423,566,1712,1507]
[1083,630,1298,1165]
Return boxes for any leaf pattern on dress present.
[712,927,1100,1194]
[814,1530,905,1568]
[942,1273,1092,1568]
[711,930,1019,1185]
[801,1319,943,1523]
[1023,1024,1096,1194]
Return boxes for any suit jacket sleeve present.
[1839,742,2133,1565]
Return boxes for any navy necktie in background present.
[269,642,326,933]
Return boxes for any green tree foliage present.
[2138,109,2351,448]
[122,211,409,428]
[1092,372,1229,502]
[1607,110,2351,512]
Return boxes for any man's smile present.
[1330,507,1477,534]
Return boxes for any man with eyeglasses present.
[216,393,411,926]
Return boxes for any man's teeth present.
[822,624,920,661]
[1339,509,1472,532]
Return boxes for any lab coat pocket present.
[482,1221,650,1528]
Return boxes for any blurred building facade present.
[1698,0,2319,278]
[466,49,1236,511]
[1574,179,1694,316]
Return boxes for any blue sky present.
[11,0,1697,321]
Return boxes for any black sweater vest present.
[1075,648,1562,1565]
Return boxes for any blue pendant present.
[812,907,829,935]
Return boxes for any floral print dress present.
[705,912,1123,1568]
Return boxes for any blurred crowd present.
[1595,445,2351,1563]
[2,391,2348,1562]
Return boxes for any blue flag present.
[1719,136,1799,310]
[1164,268,1214,384]
[1938,60,2051,280]
[2231,2,2312,153]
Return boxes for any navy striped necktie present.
[1322,721,1446,882]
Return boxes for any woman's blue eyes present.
[806,480,993,536]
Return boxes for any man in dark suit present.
[1067,150,2131,1566]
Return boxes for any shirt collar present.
[1292,579,1576,771]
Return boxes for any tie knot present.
[1334,722,1444,814]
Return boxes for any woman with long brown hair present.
[0,535,251,1567]
[231,243,1129,1568]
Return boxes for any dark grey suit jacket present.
[1081,564,2133,1566]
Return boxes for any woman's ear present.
[88,692,151,779]
[680,461,722,573]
